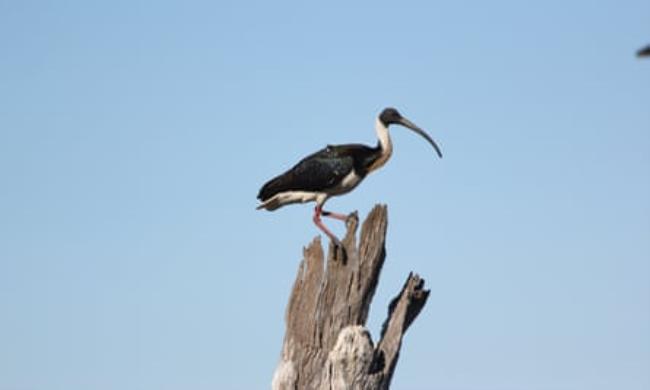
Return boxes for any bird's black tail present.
[257,174,290,201]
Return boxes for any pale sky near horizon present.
[1,1,649,389]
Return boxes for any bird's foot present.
[321,210,358,232]
[345,211,359,229]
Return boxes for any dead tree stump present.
[272,205,430,390]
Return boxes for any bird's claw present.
[345,211,359,229]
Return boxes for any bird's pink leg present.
[313,206,342,245]
[321,210,348,221]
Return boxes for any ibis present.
[257,107,442,246]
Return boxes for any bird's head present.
[379,107,443,158]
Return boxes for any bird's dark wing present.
[257,146,356,201]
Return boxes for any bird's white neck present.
[376,118,392,152]
[368,118,393,172]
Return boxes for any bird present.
[257,107,442,246]
[637,45,650,58]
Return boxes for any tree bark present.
[272,205,430,390]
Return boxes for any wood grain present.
[272,205,430,390]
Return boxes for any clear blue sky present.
[1,1,648,389]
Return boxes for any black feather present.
[257,144,380,201]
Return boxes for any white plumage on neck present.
[368,118,393,173]
[376,118,392,151]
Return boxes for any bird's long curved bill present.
[399,118,443,158]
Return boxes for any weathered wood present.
[272,205,430,390]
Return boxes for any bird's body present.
[257,108,441,245]
[257,144,369,210]
[257,117,393,212]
